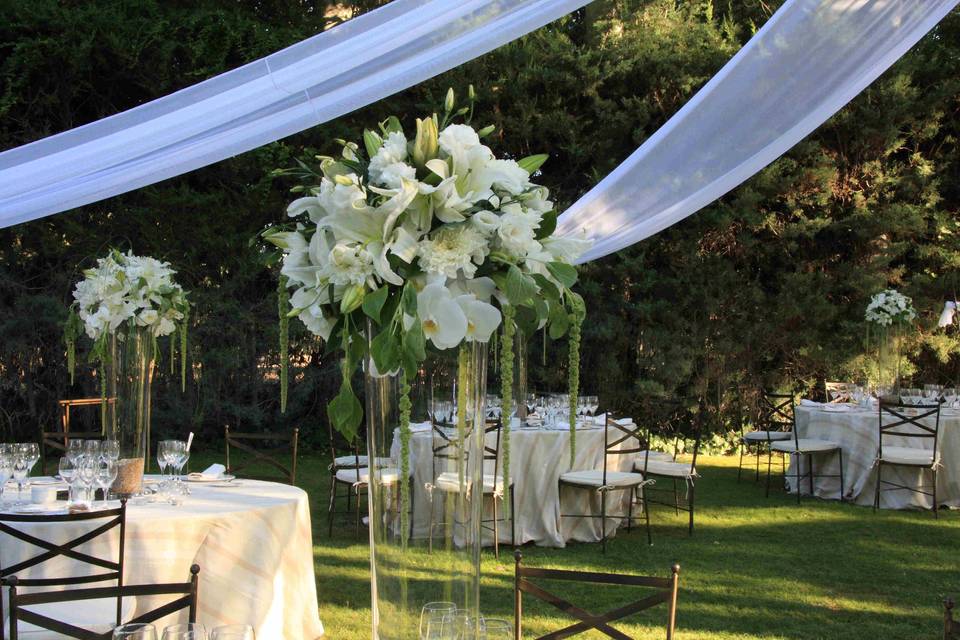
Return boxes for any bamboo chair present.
[41,398,111,475]
[514,550,680,639]
[875,400,941,517]
[224,425,299,484]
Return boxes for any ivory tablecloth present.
[391,420,639,548]
[792,404,960,509]
[0,479,324,639]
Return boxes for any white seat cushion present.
[637,450,674,463]
[742,430,792,442]
[635,459,695,478]
[559,470,647,488]
[332,455,391,468]
[771,438,840,453]
[335,466,404,484]
[11,596,133,637]
[880,446,935,466]
[435,472,510,493]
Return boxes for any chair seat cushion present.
[559,470,646,488]
[771,438,840,453]
[742,430,792,442]
[11,596,133,637]
[435,472,511,493]
[634,459,695,478]
[880,446,935,466]
[333,455,391,468]
[335,466,405,484]
[637,450,674,463]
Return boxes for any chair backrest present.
[878,401,941,464]
[946,597,960,640]
[5,564,200,640]
[761,392,794,431]
[327,419,362,471]
[636,400,703,476]
[603,416,645,486]
[824,381,852,403]
[514,550,679,639]
[0,501,127,632]
[482,420,503,480]
[42,398,110,475]
[225,425,299,484]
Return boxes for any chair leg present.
[428,488,435,554]
[644,486,652,546]
[510,485,516,548]
[355,485,363,538]
[808,453,815,499]
[932,467,938,519]
[492,493,500,559]
[737,444,744,482]
[327,477,337,537]
[755,444,761,482]
[795,453,802,504]
[765,446,773,497]
[688,483,695,536]
[627,492,634,533]
[838,449,845,503]
[600,490,607,554]
[672,478,680,516]
[874,464,881,512]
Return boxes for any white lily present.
[287,196,325,223]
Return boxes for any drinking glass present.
[587,395,599,422]
[76,456,98,507]
[943,388,958,409]
[113,623,158,639]
[161,623,206,640]
[96,457,118,505]
[12,449,30,504]
[0,450,14,503]
[525,393,537,415]
[102,440,121,463]
[22,442,39,479]
[924,384,943,403]
[67,439,85,464]
[481,619,512,640]
[420,602,457,639]
[157,440,171,495]
[84,439,101,459]
[210,625,255,640]
[439,610,483,640]
[59,456,78,503]
[173,440,189,494]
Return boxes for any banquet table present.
[792,403,960,509]
[0,478,324,639]
[391,419,640,548]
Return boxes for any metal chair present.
[768,397,845,502]
[945,597,960,639]
[5,565,200,640]
[558,416,652,552]
[635,402,702,535]
[738,391,793,483]
[514,550,680,639]
[224,425,299,484]
[0,501,128,639]
[427,420,515,558]
[875,400,941,517]
[41,398,110,475]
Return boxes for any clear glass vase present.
[876,325,902,401]
[365,323,489,640]
[105,322,155,497]
[513,329,529,421]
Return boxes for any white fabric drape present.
[0,0,590,228]
[556,0,959,263]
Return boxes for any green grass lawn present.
[193,452,959,639]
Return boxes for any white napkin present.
[188,463,225,480]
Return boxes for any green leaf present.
[505,265,537,306]
[362,286,390,324]
[532,295,549,325]
[546,262,578,288]
[363,129,382,159]
[371,329,402,374]
[403,320,426,362]
[548,302,570,339]
[531,273,560,301]
[536,211,558,239]
[515,306,540,336]
[518,154,548,174]
[401,284,418,317]
[328,379,363,442]
[381,116,403,135]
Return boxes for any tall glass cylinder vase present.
[105,322,155,497]
[876,324,902,401]
[365,324,488,640]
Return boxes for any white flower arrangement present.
[865,289,917,327]
[264,87,591,438]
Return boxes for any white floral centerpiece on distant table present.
[264,88,591,535]
[864,289,916,394]
[865,289,917,327]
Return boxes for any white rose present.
[470,210,501,236]
[497,209,540,257]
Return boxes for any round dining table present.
[792,402,960,509]
[391,418,639,548]
[0,478,324,639]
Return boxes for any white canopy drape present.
[0,0,957,265]
[556,0,959,262]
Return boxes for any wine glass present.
[171,441,189,495]
[157,440,171,495]
[481,619,512,640]
[84,439,101,459]
[102,439,120,463]
[943,388,958,409]
[11,448,30,504]
[96,457,118,506]
[67,439,85,465]
[161,623,206,640]
[924,384,943,403]
[210,625,255,640]
[420,602,456,640]
[76,456,98,507]
[0,449,14,503]
[59,456,78,504]
[113,623,158,640]
[439,610,483,640]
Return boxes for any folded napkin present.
[188,463,225,481]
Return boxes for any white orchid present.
[417,283,468,349]
[456,294,501,343]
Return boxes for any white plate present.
[185,474,236,483]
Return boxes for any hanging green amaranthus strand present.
[457,344,469,489]
[567,295,586,468]
[278,276,290,412]
[499,306,515,518]
[180,303,190,393]
[399,371,412,548]
[169,332,176,375]
[63,308,82,386]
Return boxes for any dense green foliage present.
[1,0,958,446]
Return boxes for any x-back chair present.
[224,424,299,484]
[875,400,942,516]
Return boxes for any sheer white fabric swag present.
[556,0,960,263]
[0,0,591,228]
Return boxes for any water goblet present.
[440,610,484,640]
[84,439,101,459]
[157,440,172,496]
[67,439,85,464]
[943,388,958,409]
[11,450,30,505]
[22,442,39,479]
[210,625,255,640]
[76,456,98,507]
[481,619,512,640]
[420,602,456,640]
[96,457,118,505]
[113,623,158,640]
[102,439,120,462]
[59,456,78,504]
[161,623,206,640]
[0,450,14,504]
[173,440,190,495]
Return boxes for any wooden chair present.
[427,420,515,558]
[0,501,128,639]
[875,400,941,517]
[41,398,110,475]
[824,381,853,403]
[5,565,200,640]
[767,397,844,503]
[635,402,702,535]
[945,597,959,639]
[224,425,299,484]
[514,550,680,639]
[558,416,651,552]
[738,391,793,484]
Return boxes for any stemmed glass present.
[113,623,158,639]
[0,447,14,504]
[161,623,206,640]
[157,440,171,497]
[96,457,118,506]
[923,384,943,404]
[420,602,456,639]
[173,440,189,494]
[587,395,599,424]
[76,456,98,507]
[210,625,255,640]
[439,610,484,640]
[11,446,31,505]
[943,388,958,409]
[102,440,120,463]
[84,439,101,460]
[59,456,78,504]
[67,439,85,465]
[481,619,512,639]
